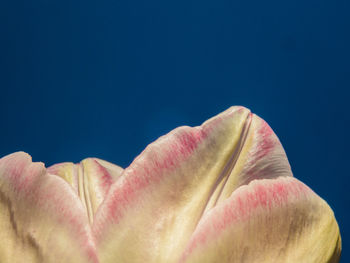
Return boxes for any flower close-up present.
[0,106,341,263]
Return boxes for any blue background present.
[1,0,349,260]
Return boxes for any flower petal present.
[204,111,292,211]
[93,106,292,262]
[48,158,123,224]
[180,177,341,263]
[0,152,98,263]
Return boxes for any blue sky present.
[1,0,349,260]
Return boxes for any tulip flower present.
[0,106,341,263]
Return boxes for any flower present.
[0,106,341,263]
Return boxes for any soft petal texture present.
[204,111,292,211]
[0,106,341,263]
[48,158,123,223]
[180,177,341,263]
[92,106,296,262]
[0,152,98,263]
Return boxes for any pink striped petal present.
[180,177,341,263]
[93,106,294,262]
[48,158,123,224]
[0,152,98,263]
[0,106,340,263]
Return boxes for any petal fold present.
[48,158,123,224]
[0,152,98,263]
[93,106,293,262]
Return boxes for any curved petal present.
[180,177,341,263]
[204,112,292,211]
[48,158,123,224]
[93,106,293,262]
[0,152,98,263]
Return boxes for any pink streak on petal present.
[0,153,99,263]
[93,159,114,194]
[255,119,275,159]
[180,178,307,261]
[103,128,209,223]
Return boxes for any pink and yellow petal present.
[0,152,98,263]
[180,177,341,263]
[48,158,123,224]
[93,106,293,262]
[206,113,293,209]
[0,105,339,263]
